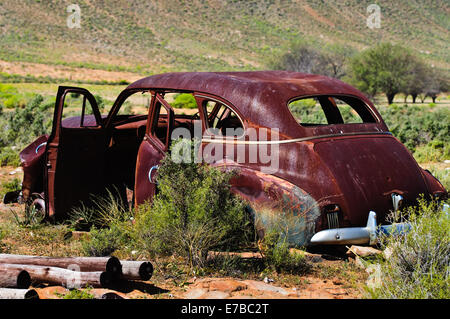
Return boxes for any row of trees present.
[272,42,448,104]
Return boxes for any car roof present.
[127,71,380,137]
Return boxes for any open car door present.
[134,92,174,205]
[45,86,108,220]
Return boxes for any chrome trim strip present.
[202,132,392,145]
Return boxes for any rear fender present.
[421,168,448,200]
[222,166,321,247]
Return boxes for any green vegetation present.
[56,288,95,299]
[270,40,355,79]
[77,140,253,269]
[0,93,53,166]
[171,93,198,109]
[0,1,448,76]
[260,228,311,275]
[349,43,448,104]
[133,139,253,268]
[367,198,449,299]
[378,104,449,156]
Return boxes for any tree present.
[401,57,430,103]
[350,43,417,104]
[419,69,449,103]
[270,41,354,80]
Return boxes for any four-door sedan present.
[12,71,447,246]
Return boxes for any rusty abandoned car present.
[7,71,447,246]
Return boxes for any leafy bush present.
[0,94,52,160]
[378,104,450,153]
[0,147,21,167]
[367,198,449,299]
[259,228,311,275]
[71,189,134,256]
[81,223,127,257]
[413,140,449,163]
[171,93,197,109]
[289,99,327,124]
[58,288,95,299]
[1,177,21,195]
[133,139,253,268]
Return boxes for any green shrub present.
[82,224,126,257]
[0,94,52,150]
[367,198,450,299]
[378,104,450,152]
[260,228,311,274]
[171,93,197,109]
[413,140,449,163]
[1,177,21,194]
[0,147,20,167]
[58,288,95,299]
[133,139,253,268]
[10,202,45,229]
[72,189,134,256]
[69,188,133,229]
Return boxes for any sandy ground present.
[0,59,143,83]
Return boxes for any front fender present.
[19,135,48,201]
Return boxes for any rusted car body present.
[15,71,447,246]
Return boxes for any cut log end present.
[17,270,31,289]
[24,289,39,299]
[138,262,154,281]
[106,256,122,275]
[99,271,114,288]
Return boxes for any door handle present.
[148,165,159,184]
[35,142,47,154]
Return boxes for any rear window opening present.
[288,95,377,126]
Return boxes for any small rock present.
[444,159,450,164]
[201,291,230,299]
[208,279,247,293]
[346,245,382,258]
[184,288,208,299]
[243,280,289,296]
[263,277,274,284]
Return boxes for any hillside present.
[0,0,449,82]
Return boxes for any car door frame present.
[44,86,104,220]
[134,91,176,205]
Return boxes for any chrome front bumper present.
[309,210,412,246]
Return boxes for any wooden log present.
[0,288,39,299]
[120,261,153,281]
[0,264,113,288]
[0,254,122,275]
[0,264,31,288]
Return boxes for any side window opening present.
[61,92,98,128]
[288,95,376,126]
[150,92,201,147]
[117,90,152,116]
[202,100,244,137]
